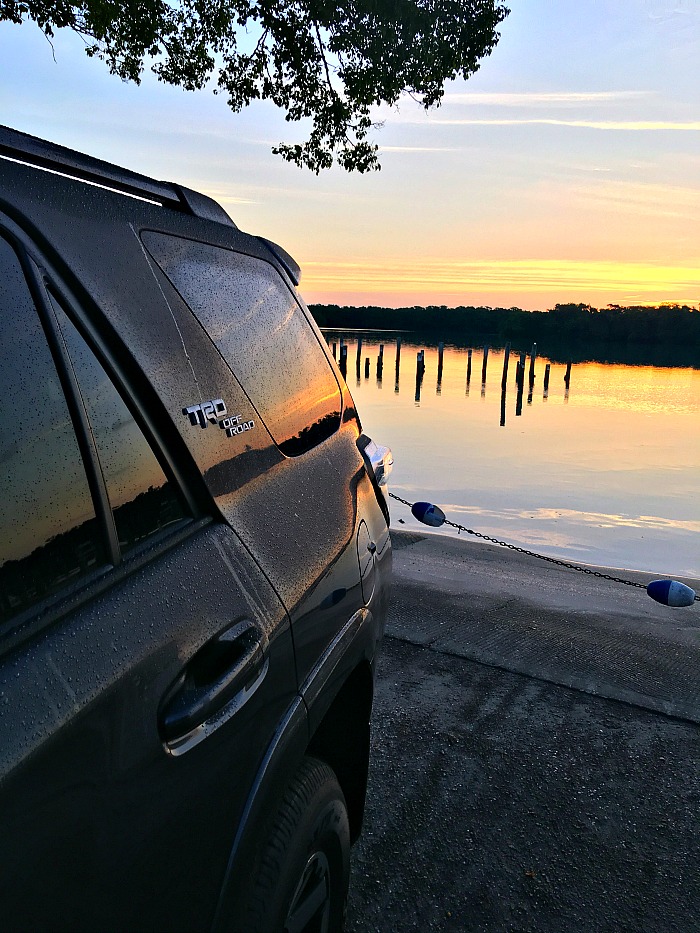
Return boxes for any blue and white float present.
[411,501,446,527]
[646,579,696,608]
[407,498,696,609]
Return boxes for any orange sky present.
[2,2,699,311]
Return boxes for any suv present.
[0,125,392,932]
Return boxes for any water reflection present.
[325,331,700,576]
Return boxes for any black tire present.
[242,756,350,933]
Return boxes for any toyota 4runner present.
[0,125,392,932]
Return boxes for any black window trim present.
[0,228,210,644]
[21,255,122,567]
[37,273,202,518]
[0,212,206,521]
[0,517,212,657]
[37,275,201,563]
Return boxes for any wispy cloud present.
[380,145,457,153]
[440,91,651,106]
[404,118,700,131]
[568,180,700,219]
[302,258,700,299]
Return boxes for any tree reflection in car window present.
[48,296,189,555]
[0,237,106,624]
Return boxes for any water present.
[329,332,700,578]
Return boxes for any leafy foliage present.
[2,0,509,171]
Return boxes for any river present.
[326,331,700,578]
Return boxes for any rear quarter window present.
[142,233,341,456]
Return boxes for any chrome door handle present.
[159,620,268,751]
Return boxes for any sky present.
[1,1,699,311]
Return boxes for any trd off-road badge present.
[182,398,255,438]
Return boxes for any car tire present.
[241,756,351,933]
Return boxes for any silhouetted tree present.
[3,0,509,172]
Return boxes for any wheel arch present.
[307,659,374,843]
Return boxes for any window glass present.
[142,233,341,456]
[0,238,106,624]
[49,297,188,554]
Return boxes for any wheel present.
[241,756,351,933]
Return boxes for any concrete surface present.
[347,531,700,932]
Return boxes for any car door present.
[0,230,298,931]
[140,233,388,687]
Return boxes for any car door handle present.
[159,620,268,746]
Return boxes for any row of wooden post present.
[330,339,573,397]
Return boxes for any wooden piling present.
[466,348,473,386]
[543,363,551,391]
[415,351,424,402]
[501,342,511,390]
[364,357,370,379]
[564,360,572,388]
[395,337,401,367]
[339,344,347,378]
[332,341,337,360]
[529,343,537,386]
[515,368,524,416]
[482,345,489,383]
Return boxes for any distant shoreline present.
[310,303,700,368]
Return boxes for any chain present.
[388,492,700,599]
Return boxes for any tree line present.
[310,302,700,355]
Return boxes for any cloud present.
[402,118,700,131]
[568,180,700,220]
[380,145,457,153]
[301,258,700,298]
[440,91,651,106]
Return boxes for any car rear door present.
[0,229,298,931]
[140,233,389,688]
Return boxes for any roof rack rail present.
[0,124,235,228]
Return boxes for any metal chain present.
[388,492,700,599]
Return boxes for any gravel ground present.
[346,634,700,933]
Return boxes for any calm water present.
[328,332,700,578]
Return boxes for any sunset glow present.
[302,259,700,309]
[1,2,698,312]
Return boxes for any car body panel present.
[0,137,392,930]
[0,523,297,931]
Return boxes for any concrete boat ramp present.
[347,531,700,932]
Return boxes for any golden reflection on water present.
[336,335,700,577]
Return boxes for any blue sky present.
[2,1,699,309]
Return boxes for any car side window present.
[48,296,189,555]
[0,237,107,625]
[142,233,342,456]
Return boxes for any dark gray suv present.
[0,125,392,932]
